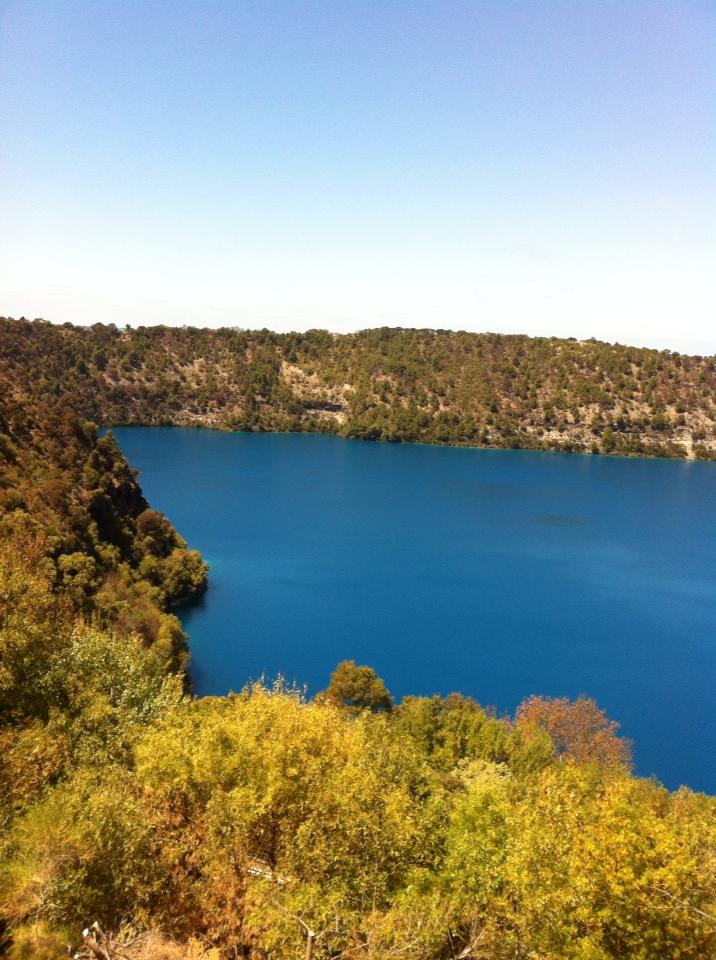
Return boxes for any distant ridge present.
[2,316,715,459]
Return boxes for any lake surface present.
[113,428,716,792]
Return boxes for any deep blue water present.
[112,428,716,792]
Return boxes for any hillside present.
[1,316,716,959]
[2,317,715,458]
[0,374,208,670]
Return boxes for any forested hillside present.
[2,316,715,458]
[1,316,716,958]
[0,375,207,669]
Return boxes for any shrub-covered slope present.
[0,375,207,668]
[2,316,715,458]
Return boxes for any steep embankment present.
[0,371,207,669]
[1,317,715,458]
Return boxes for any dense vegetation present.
[2,533,715,959]
[0,375,207,669]
[1,316,716,957]
[2,316,715,458]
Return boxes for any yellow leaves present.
[474,765,716,958]
[4,920,74,960]
[128,688,716,957]
[457,758,512,792]
[0,795,94,925]
[133,682,434,950]
[2,633,715,960]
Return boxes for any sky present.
[1,1,714,354]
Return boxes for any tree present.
[320,660,393,714]
[516,694,631,767]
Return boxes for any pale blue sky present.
[1,1,714,352]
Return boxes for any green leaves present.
[320,660,393,714]
[4,317,714,457]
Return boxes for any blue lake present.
[112,428,716,792]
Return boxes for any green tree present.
[320,660,393,714]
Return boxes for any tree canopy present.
[321,659,394,713]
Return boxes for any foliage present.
[516,693,632,767]
[0,379,208,663]
[1,316,715,957]
[4,921,73,960]
[320,659,394,713]
[1,607,714,959]
[2,317,715,458]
